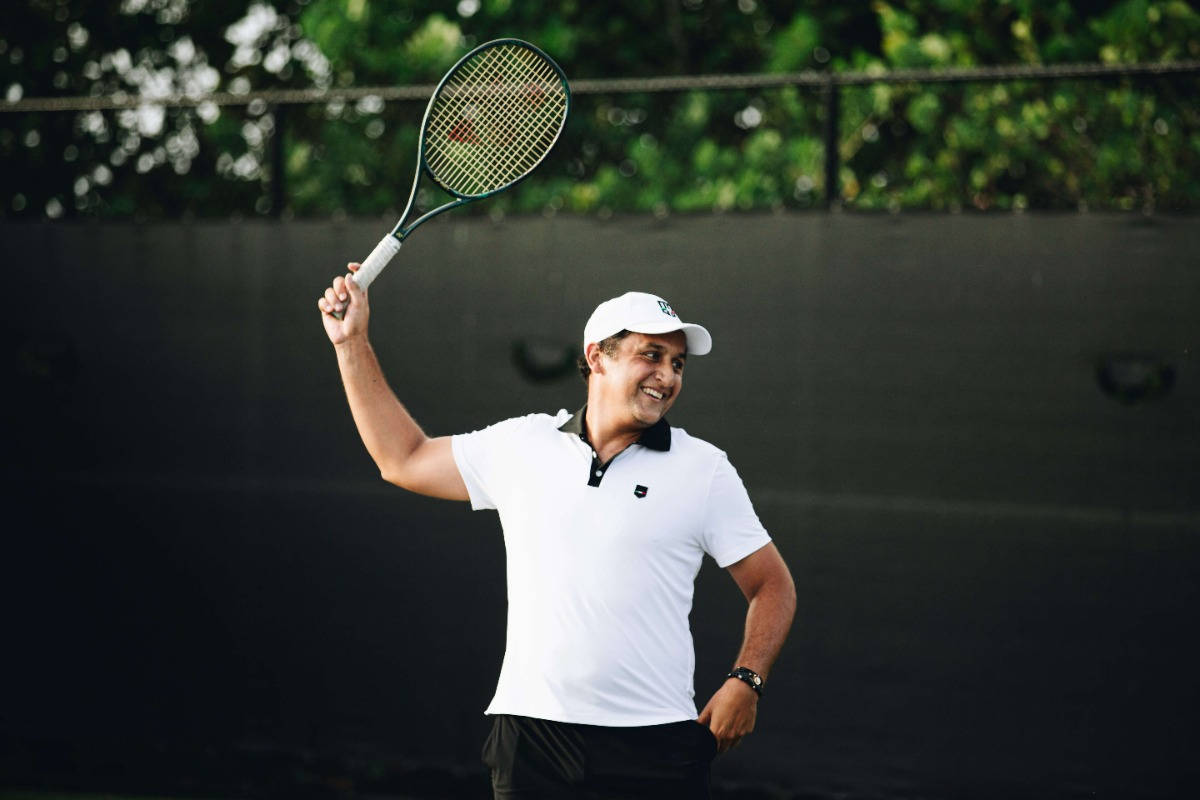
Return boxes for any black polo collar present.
[558,404,672,452]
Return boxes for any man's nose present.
[655,360,676,386]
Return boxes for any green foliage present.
[1,0,1197,219]
[767,14,820,73]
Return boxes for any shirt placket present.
[574,431,622,487]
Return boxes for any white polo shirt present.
[451,406,771,727]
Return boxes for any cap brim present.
[625,321,712,356]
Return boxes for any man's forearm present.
[335,336,429,482]
[731,571,796,682]
[699,550,795,751]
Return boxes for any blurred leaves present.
[1,0,1198,219]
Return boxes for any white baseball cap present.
[583,291,712,356]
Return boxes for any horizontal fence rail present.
[3,60,1198,113]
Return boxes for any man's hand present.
[318,263,369,346]
[697,677,759,754]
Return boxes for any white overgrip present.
[354,234,402,291]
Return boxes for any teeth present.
[642,387,664,400]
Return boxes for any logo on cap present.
[657,300,677,318]
[634,485,649,498]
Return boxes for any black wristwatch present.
[727,666,763,696]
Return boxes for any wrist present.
[726,666,764,697]
[334,333,371,355]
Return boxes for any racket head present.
[418,39,570,200]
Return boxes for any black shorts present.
[482,714,718,799]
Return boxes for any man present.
[318,267,795,798]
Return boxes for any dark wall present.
[4,214,1198,798]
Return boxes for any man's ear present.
[585,342,607,375]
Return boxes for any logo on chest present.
[633,485,648,498]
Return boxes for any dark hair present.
[577,329,632,382]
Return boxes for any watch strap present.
[727,666,763,696]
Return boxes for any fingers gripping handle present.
[334,235,401,320]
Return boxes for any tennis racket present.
[335,38,570,318]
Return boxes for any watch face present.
[752,675,762,685]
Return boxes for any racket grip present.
[355,234,402,290]
[334,235,402,320]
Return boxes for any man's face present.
[590,331,687,428]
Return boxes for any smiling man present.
[319,275,795,799]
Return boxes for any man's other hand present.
[696,677,758,754]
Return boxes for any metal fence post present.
[270,103,287,217]
[823,74,840,210]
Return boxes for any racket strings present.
[429,53,562,192]
[436,70,557,191]
[424,43,568,197]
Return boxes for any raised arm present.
[318,265,469,501]
[697,542,796,753]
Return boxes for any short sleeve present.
[701,455,772,567]
[451,416,530,511]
